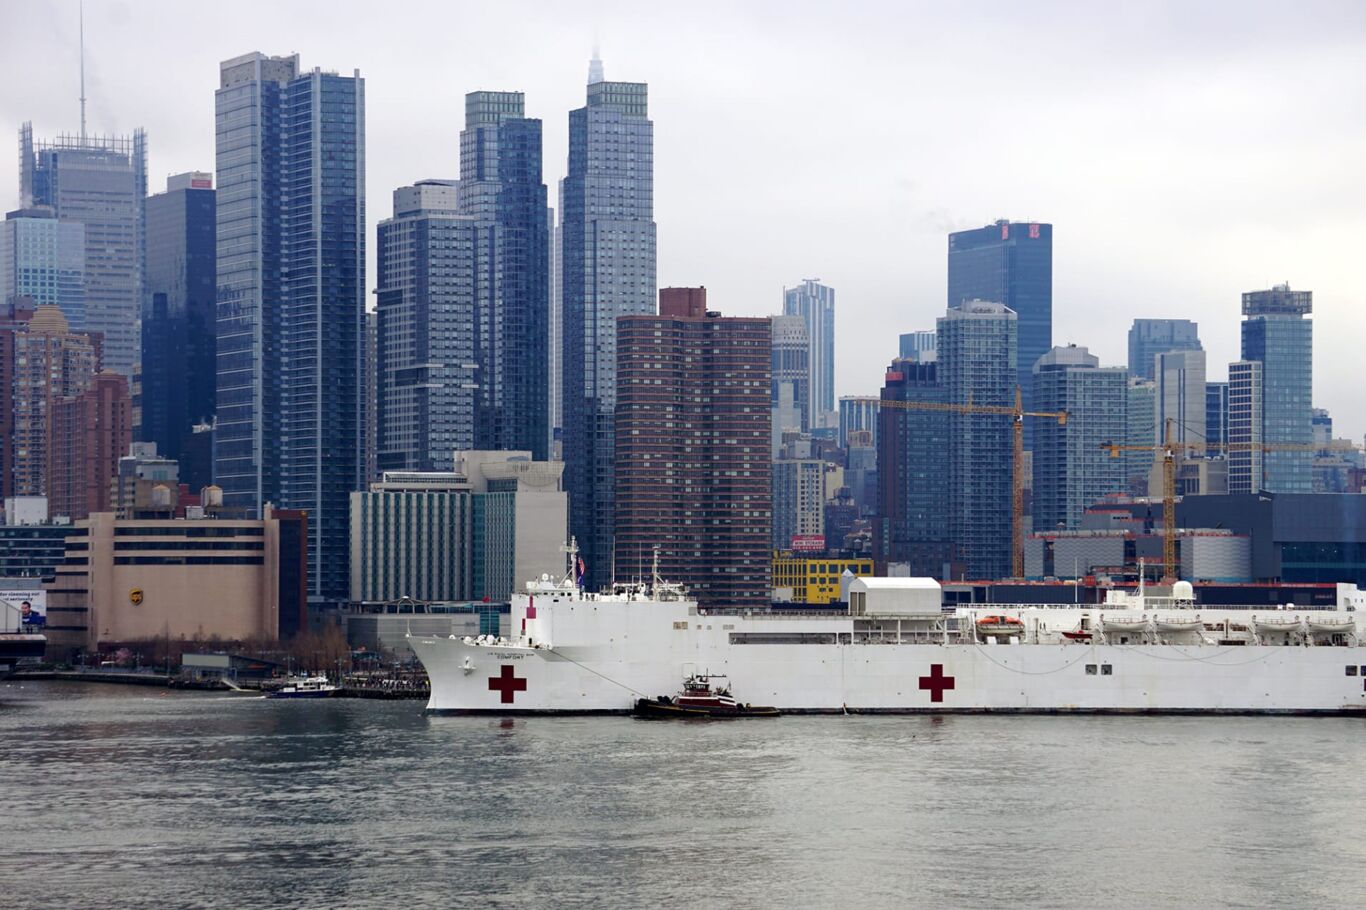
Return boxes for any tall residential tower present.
[783,279,836,428]
[214,52,366,606]
[561,59,656,589]
[141,172,216,488]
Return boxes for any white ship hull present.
[409,588,1366,716]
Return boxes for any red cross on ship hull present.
[489,665,528,704]
[919,663,955,703]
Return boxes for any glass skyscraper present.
[1239,284,1312,492]
[876,359,951,577]
[1154,349,1206,447]
[938,300,1017,580]
[947,221,1050,443]
[376,180,478,472]
[0,207,85,327]
[1031,345,1127,532]
[214,52,366,606]
[458,91,551,459]
[1128,318,1201,382]
[19,123,146,376]
[141,172,216,488]
[783,279,836,427]
[562,58,656,589]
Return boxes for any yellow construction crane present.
[860,388,1066,578]
[1101,421,1359,580]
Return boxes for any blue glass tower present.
[1128,318,1201,382]
[142,172,216,488]
[1240,284,1312,492]
[458,91,550,459]
[562,58,656,589]
[947,221,1051,444]
[876,359,951,577]
[215,52,365,606]
[376,180,478,472]
[0,207,85,327]
[938,300,1017,580]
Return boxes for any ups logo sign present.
[129,588,144,606]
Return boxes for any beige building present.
[350,451,568,604]
[44,506,307,659]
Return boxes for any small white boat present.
[1307,616,1356,633]
[1252,617,1302,634]
[268,675,339,699]
[1154,617,1205,633]
[1101,617,1151,633]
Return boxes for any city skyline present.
[6,2,1365,436]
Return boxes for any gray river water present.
[0,681,1361,909]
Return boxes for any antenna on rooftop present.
[79,0,87,141]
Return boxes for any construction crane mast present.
[1102,421,1359,581]
[862,388,1066,578]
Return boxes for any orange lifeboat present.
[976,615,1025,637]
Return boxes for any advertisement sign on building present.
[790,534,825,553]
[1,587,46,629]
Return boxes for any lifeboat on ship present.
[1252,616,1302,635]
[976,615,1025,638]
[1306,616,1355,634]
[1100,616,1151,633]
[1154,616,1204,633]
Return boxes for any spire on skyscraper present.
[588,45,604,85]
[79,0,87,141]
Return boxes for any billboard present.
[1,587,46,630]
[790,535,826,553]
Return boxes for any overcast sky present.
[5,1,1365,435]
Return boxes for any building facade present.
[46,372,132,521]
[350,452,567,604]
[938,300,1017,579]
[614,292,772,607]
[41,506,307,660]
[1124,377,1156,495]
[141,173,216,489]
[0,207,85,327]
[772,555,874,604]
[1154,349,1206,447]
[1127,318,1201,381]
[1240,284,1313,492]
[1031,345,1127,532]
[1206,381,1229,450]
[838,396,879,450]
[772,459,826,553]
[1227,360,1264,494]
[214,52,366,606]
[898,330,936,363]
[458,91,551,459]
[2,306,101,501]
[561,62,656,590]
[876,359,952,577]
[782,279,836,428]
[376,180,477,472]
[947,221,1050,437]
[770,314,810,451]
[19,124,146,376]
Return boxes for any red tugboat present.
[634,674,780,719]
